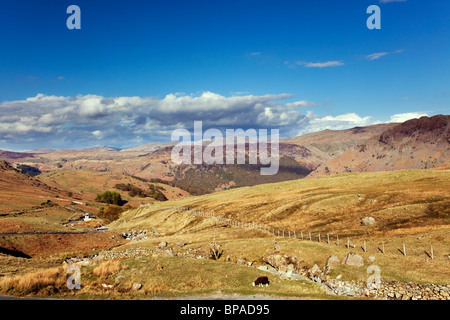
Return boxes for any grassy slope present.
[109,169,450,287]
[1,169,449,299]
[39,169,190,205]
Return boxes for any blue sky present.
[0,0,449,150]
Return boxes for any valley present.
[0,115,449,299]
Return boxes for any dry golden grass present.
[108,169,449,287]
[0,266,66,295]
[112,169,450,242]
[39,169,189,205]
[93,260,122,279]
[2,169,448,299]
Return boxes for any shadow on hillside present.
[0,246,32,259]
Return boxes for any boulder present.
[310,264,321,275]
[132,283,142,291]
[158,241,168,247]
[325,255,341,268]
[176,241,185,247]
[361,217,375,226]
[342,252,364,267]
[262,253,302,273]
[162,249,177,257]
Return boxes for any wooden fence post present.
[318,232,321,242]
[403,243,406,256]
[327,233,330,244]
[309,232,311,241]
[431,245,434,260]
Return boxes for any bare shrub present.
[209,242,223,260]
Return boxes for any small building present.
[84,213,91,221]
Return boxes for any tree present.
[95,191,123,206]
[16,164,41,177]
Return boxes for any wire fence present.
[138,204,441,260]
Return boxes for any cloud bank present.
[0,92,431,151]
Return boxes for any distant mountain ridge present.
[310,115,450,176]
[0,115,448,191]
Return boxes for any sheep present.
[252,276,270,287]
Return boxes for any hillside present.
[39,169,189,205]
[286,123,397,158]
[1,166,449,298]
[113,169,450,239]
[0,160,70,213]
[109,169,450,283]
[311,115,450,177]
[1,115,449,194]
[1,142,326,193]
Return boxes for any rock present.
[366,256,376,263]
[342,252,364,267]
[361,217,376,226]
[156,265,163,271]
[262,253,302,273]
[236,258,247,265]
[132,283,142,291]
[158,241,168,247]
[309,264,322,278]
[290,274,311,282]
[163,248,177,257]
[257,265,269,272]
[176,242,185,247]
[286,264,295,274]
[325,255,341,268]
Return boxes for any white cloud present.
[285,101,319,109]
[389,112,428,123]
[0,92,433,151]
[297,61,344,68]
[0,92,318,149]
[365,49,404,61]
[92,130,103,138]
[365,52,389,61]
[298,112,373,135]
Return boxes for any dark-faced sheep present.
[253,276,269,287]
